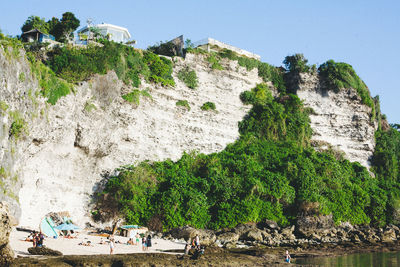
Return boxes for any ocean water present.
[294,251,400,267]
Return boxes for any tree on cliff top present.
[52,12,80,42]
[283,53,311,73]
[21,16,49,34]
[21,12,80,43]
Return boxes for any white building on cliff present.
[77,23,131,43]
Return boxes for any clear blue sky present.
[1,0,399,123]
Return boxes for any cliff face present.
[0,47,376,228]
[296,73,376,167]
[0,47,39,220]
[0,50,262,227]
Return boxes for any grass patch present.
[27,52,73,105]
[0,101,8,114]
[177,67,198,89]
[18,72,26,82]
[201,101,216,111]
[207,54,224,70]
[122,89,152,105]
[0,34,23,61]
[176,100,190,111]
[8,111,27,140]
[84,101,97,112]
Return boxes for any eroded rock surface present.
[0,202,14,266]
[296,73,376,168]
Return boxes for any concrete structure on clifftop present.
[193,37,261,60]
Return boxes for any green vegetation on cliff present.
[177,67,198,89]
[200,102,216,111]
[47,40,175,88]
[27,53,73,105]
[176,100,190,111]
[94,81,392,230]
[318,60,375,119]
[216,48,286,93]
[371,127,400,223]
[21,12,80,43]
[2,31,396,230]
[122,89,152,105]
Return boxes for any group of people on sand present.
[25,231,44,248]
[142,234,152,251]
[184,235,201,255]
[126,233,141,245]
[106,233,152,254]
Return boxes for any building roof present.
[21,28,55,42]
[21,28,45,36]
[77,23,131,39]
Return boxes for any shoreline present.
[9,227,400,266]
[9,228,186,257]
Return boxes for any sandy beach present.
[10,228,186,257]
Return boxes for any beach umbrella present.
[54,223,80,231]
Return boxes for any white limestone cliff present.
[0,48,376,229]
[296,72,376,167]
[0,50,262,227]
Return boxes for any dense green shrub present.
[238,57,259,71]
[148,41,180,57]
[283,53,311,73]
[142,52,175,87]
[372,128,400,183]
[177,67,198,89]
[200,102,216,111]
[46,41,175,88]
[257,63,286,93]
[94,81,393,230]
[176,100,190,111]
[370,127,400,225]
[238,84,311,146]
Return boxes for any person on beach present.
[37,232,44,247]
[25,231,34,242]
[135,233,140,246]
[195,235,200,250]
[109,238,115,254]
[285,250,291,263]
[184,240,191,255]
[142,236,147,251]
[146,234,152,250]
[32,232,37,247]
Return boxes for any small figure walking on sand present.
[285,250,291,263]
[109,237,115,254]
